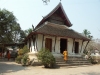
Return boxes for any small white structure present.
[90,50,100,63]
[24,2,90,58]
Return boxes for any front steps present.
[55,56,92,67]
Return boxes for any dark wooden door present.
[60,39,67,53]
[45,38,52,52]
[74,42,79,53]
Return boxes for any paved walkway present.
[0,58,100,75]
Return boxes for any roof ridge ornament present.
[45,21,48,25]
[32,24,34,31]
[42,16,44,18]
[35,1,72,29]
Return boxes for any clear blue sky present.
[0,0,100,39]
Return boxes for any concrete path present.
[0,58,100,75]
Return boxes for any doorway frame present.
[60,38,67,54]
[45,38,52,52]
[74,41,79,53]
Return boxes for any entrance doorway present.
[74,42,79,53]
[45,38,52,52]
[60,39,67,54]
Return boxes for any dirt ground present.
[0,58,100,75]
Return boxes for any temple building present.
[24,2,90,57]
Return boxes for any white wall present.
[82,41,89,53]
[43,35,56,53]
[36,34,61,53]
[67,38,86,56]
[27,34,45,53]
[75,39,83,54]
[31,38,36,53]
[55,37,60,53]
[27,34,88,56]
[67,38,73,54]
[37,34,43,51]
[27,40,29,49]
[36,35,85,55]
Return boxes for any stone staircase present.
[55,56,92,67]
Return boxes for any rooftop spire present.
[32,24,34,31]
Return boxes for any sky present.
[0,0,100,39]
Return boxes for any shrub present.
[22,45,29,54]
[18,49,23,55]
[21,54,30,66]
[37,48,55,68]
[15,45,29,64]
[15,55,23,64]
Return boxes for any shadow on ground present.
[70,72,100,75]
[0,58,27,73]
[82,72,100,75]
[58,64,95,69]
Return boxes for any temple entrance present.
[45,38,52,52]
[60,39,67,54]
[74,42,79,53]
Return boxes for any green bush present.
[18,49,23,55]
[37,48,56,68]
[21,54,30,66]
[15,45,29,64]
[22,45,29,54]
[15,55,23,64]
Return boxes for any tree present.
[42,0,50,4]
[12,23,21,42]
[83,29,90,37]
[0,9,25,43]
[83,29,93,39]
[23,28,33,37]
[19,30,26,42]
